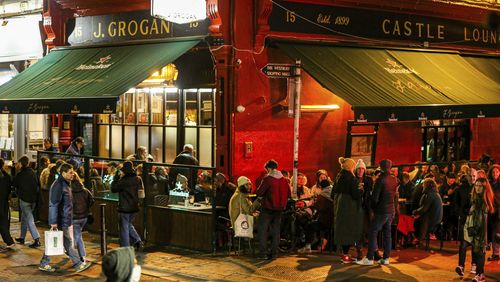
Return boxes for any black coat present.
[0,170,12,208]
[111,173,143,213]
[399,181,415,201]
[215,182,236,208]
[173,151,199,166]
[12,167,39,203]
[371,171,399,215]
[454,182,472,225]
[72,181,94,220]
[414,188,443,230]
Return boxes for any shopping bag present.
[44,230,64,256]
[234,213,254,238]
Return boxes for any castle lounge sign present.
[68,10,210,45]
[269,1,499,50]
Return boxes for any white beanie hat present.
[237,176,251,187]
[355,159,366,170]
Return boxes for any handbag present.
[44,229,64,256]
[234,196,254,238]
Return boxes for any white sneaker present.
[470,264,477,274]
[356,257,374,266]
[378,258,390,265]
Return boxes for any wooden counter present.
[147,205,214,252]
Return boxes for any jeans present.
[367,213,394,260]
[40,226,82,268]
[258,209,282,257]
[119,213,141,247]
[458,223,477,267]
[73,218,88,258]
[19,200,40,240]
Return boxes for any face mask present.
[129,265,141,282]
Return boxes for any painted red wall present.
[470,118,500,162]
[375,122,422,166]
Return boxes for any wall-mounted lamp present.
[1,20,8,26]
[300,104,340,113]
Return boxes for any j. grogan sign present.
[67,10,210,46]
[269,1,499,51]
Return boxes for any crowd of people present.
[0,135,498,282]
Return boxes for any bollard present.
[100,203,107,255]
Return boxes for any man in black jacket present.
[171,144,199,192]
[12,156,41,248]
[111,161,145,250]
[357,159,399,266]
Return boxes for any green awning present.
[0,40,200,114]
[279,43,500,122]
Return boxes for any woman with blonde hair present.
[461,178,494,282]
[332,157,364,264]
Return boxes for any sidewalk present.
[1,219,499,281]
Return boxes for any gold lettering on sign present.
[94,22,103,38]
[382,19,390,34]
[404,21,412,36]
[150,19,159,35]
[381,19,449,41]
[317,13,331,24]
[437,25,444,39]
[464,27,498,43]
[118,21,126,37]
[140,19,149,35]
[128,20,138,36]
[108,22,116,37]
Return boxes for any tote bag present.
[234,197,254,238]
[44,230,64,256]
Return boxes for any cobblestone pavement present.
[1,219,499,281]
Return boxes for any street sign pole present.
[292,60,301,200]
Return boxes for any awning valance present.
[279,43,500,122]
[0,40,200,113]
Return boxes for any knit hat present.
[339,157,356,171]
[102,247,135,282]
[380,159,393,171]
[355,159,366,170]
[122,161,135,174]
[237,176,251,187]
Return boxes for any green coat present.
[333,170,364,246]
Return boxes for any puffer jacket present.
[256,170,291,211]
[48,176,73,228]
[371,171,399,215]
[111,173,144,213]
[72,181,95,220]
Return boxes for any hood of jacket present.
[268,169,283,179]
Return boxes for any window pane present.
[199,128,212,167]
[165,127,177,163]
[112,95,124,124]
[185,127,197,157]
[165,91,178,125]
[151,126,163,163]
[137,126,149,152]
[184,90,198,125]
[200,90,213,126]
[136,89,149,124]
[124,126,135,157]
[124,92,135,124]
[151,88,164,125]
[98,114,110,124]
[111,125,122,158]
[98,125,109,157]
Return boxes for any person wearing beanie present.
[332,157,364,264]
[354,159,374,260]
[111,161,145,250]
[311,169,331,197]
[357,159,398,266]
[102,247,141,282]
[228,176,260,227]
